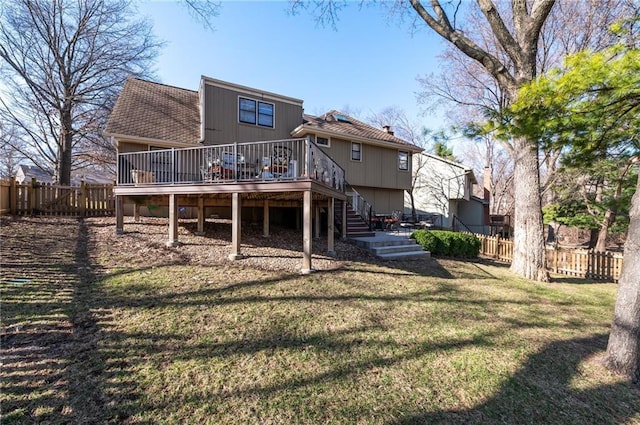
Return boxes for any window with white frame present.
[398,151,409,171]
[239,97,274,128]
[316,136,330,147]
[351,142,362,161]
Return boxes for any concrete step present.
[348,231,376,238]
[377,250,430,260]
[349,233,430,260]
[370,244,425,255]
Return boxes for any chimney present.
[483,166,491,201]
[382,125,394,135]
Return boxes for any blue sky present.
[138,1,448,130]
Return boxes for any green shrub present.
[410,230,480,258]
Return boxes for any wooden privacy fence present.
[469,233,624,283]
[0,178,114,217]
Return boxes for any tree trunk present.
[605,175,640,384]
[409,191,417,222]
[58,108,73,186]
[595,208,616,253]
[509,136,549,282]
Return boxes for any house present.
[15,165,53,184]
[408,152,489,234]
[15,164,113,185]
[104,76,421,271]
[291,111,419,216]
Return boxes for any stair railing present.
[452,214,474,233]
[347,184,374,230]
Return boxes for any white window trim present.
[351,142,362,162]
[315,135,331,147]
[237,96,275,129]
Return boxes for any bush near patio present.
[411,229,481,258]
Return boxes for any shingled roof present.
[105,78,200,145]
[295,110,421,151]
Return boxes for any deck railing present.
[117,137,345,192]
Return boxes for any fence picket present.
[0,178,113,217]
[466,232,623,283]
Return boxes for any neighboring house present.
[15,164,113,185]
[15,165,53,184]
[408,153,489,234]
[104,76,421,271]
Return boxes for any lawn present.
[1,216,639,424]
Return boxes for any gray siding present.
[203,84,303,145]
[320,138,412,190]
[352,186,405,215]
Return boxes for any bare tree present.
[0,122,26,179]
[417,0,636,251]
[367,107,432,221]
[0,0,161,185]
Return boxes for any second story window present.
[398,151,409,171]
[351,142,361,161]
[239,97,274,128]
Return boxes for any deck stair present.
[345,208,375,238]
[350,233,430,260]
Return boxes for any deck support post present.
[229,192,243,260]
[196,197,205,236]
[327,197,335,256]
[341,200,347,240]
[115,195,124,234]
[263,199,270,237]
[133,202,140,222]
[166,194,180,247]
[314,205,321,239]
[301,190,313,274]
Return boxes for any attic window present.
[239,97,274,128]
[334,114,350,123]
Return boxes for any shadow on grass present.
[390,334,640,425]
[0,217,140,423]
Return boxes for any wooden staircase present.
[335,200,375,238]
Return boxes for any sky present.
[138,1,449,132]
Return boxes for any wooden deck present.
[114,138,349,273]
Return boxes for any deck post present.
[263,199,270,237]
[166,193,180,247]
[229,192,243,260]
[301,190,313,274]
[314,205,321,239]
[133,202,140,222]
[327,197,335,256]
[196,197,205,236]
[341,200,347,240]
[115,195,124,234]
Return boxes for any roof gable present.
[294,110,421,152]
[105,78,201,145]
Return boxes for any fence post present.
[495,234,500,259]
[29,177,37,215]
[79,180,87,217]
[553,245,559,273]
[10,178,17,214]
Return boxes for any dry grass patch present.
[1,216,639,424]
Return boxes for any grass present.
[1,217,639,424]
